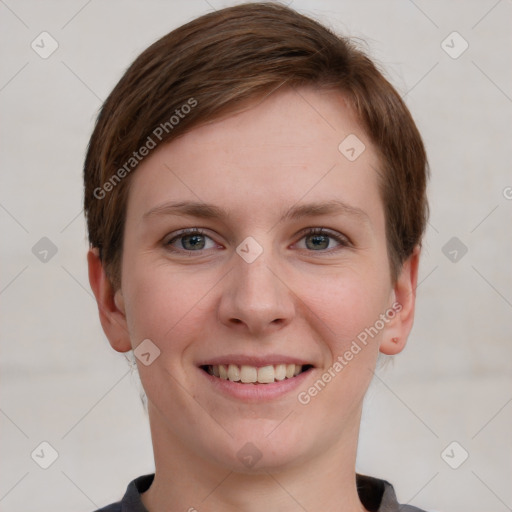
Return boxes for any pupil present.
[183,235,205,250]
[307,235,328,250]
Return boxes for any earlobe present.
[379,246,421,356]
[380,335,406,355]
[87,248,132,353]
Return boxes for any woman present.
[84,3,429,511]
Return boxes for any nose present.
[217,246,295,336]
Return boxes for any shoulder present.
[93,504,121,512]
[91,474,154,512]
[356,473,429,511]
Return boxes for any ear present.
[379,245,421,355]
[87,248,132,353]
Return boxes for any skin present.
[88,86,420,512]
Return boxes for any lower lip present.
[199,367,314,402]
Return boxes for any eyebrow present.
[143,199,370,225]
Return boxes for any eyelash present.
[164,227,351,255]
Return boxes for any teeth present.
[227,364,240,382]
[240,365,258,383]
[207,363,306,384]
[257,365,275,384]
[274,364,286,381]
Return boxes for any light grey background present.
[1,1,511,511]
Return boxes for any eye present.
[295,227,350,252]
[165,228,218,253]
[164,227,350,255]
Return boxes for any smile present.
[202,363,313,384]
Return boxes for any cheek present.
[121,260,216,352]
[296,266,391,359]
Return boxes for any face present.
[106,86,416,473]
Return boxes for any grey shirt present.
[94,473,427,511]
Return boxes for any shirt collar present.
[116,472,424,512]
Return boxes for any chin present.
[208,422,313,474]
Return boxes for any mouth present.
[200,363,314,384]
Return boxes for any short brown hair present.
[84,2,429,289]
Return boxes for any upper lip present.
[197,354,315,367]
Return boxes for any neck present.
[141,404,367,512]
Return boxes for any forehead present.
[126,86,384,225]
